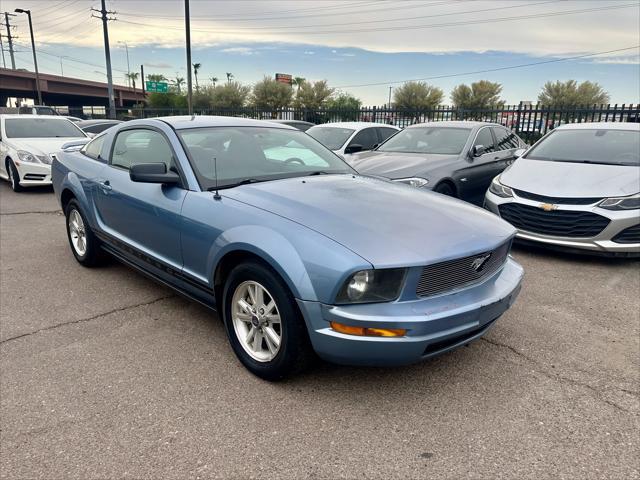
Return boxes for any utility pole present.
[140,64,145,96]
[118,41,130,87]
[184,0,193,115]
[0,32,6,68]
[3,12,16,69]
[92,0,116,119]
[388,86,393,108]
[14,9,42,105]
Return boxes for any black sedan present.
[347,121,526,205]
[76,119,123,136]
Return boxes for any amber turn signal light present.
[330,321,406,337]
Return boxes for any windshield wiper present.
[305,171,331,176]
[206,178,264,191]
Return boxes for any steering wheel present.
[284,157,306,166]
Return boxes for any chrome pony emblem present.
[471,254,492,272]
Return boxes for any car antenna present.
[212,156,221,200]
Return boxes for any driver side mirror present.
[344,143,364,154]
[130,162,180,185]
[471,145,486,157]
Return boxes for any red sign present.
[275,73,292,85]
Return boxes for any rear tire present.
[64,199,104,267]
[434,182,456,197]
[6,160,23,192]
[222,261,313,381]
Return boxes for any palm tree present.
[147,74,167,82]
[226,72,233,84]
[293,76,305,92]
[210,76,218,87]
[192,63,201,91]
[173,75,185,94]
[125,72,139,92]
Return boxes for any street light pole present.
[184,0,193,115]
[118,41,131,87]
[388,86,393,108]
[14,8,42,105]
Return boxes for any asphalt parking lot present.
[0,181,638,480]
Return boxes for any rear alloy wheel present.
[64,199,104,267]
[223,261,313,380]
[434,182,456,197]
[7,160,23,192]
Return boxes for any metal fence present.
[64,103,640,143]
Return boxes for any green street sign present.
[145,81,168,93]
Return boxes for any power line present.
[334,46,640,89]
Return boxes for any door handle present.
[99,180,112,192]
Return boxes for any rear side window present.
[377,127,398,143]
[492,127,521,150]
[474,128,495,154]
[111,129,174,170]
[349,128,378,150]
[84,123,116,134]
[81,135,105,160]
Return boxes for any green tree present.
[294,80,334,109]
[211,81,250,108]
[172,76,185,94]
[451,80,503,109]
[192,63,201,91]
[125,72,139,92]
[209,76,218,87]
[147,92,186,109]
[538,80,610,106]
[292,76,305,92]
[147,73,167,83]
[226,72,234,84]
[326,93,362,121]
[393,81,443,110]
[251,76,293,112]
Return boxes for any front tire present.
[6,159,23,192]
[222,261,313,381]
[64,199,103,267]
[434,182,456,197]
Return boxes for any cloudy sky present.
[3,0,639,105]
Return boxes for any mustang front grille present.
[416,241,511,298]
[498,203,610,238]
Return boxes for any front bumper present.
[484,190,640,255]
[14,161,52,186]
[297,258,523,366]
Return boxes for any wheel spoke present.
[264,300,276,315]
[265,313,280,324]
[263,326,280,352]
[245,327,256,345]
[237,298,252,314]
[252,330,263,352]
[235,312,251,322]
[254,286,264,308]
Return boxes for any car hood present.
[346,150,459,179]
[6,137,87,156]
[224,175,515,268]
[501,158,640,198]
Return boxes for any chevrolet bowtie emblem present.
[539,203,557,212]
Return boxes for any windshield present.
[178,126,355,189]
[525,129,640,166]
[377,127,471,154]
[306,126,355,150]
[5,118,85,138]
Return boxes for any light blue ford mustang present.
[52,116,523,380]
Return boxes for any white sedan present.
[0,115,89,192]
[306,122,400,158]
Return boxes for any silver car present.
[485,122,640,257]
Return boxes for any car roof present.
[0,114,71,120]
[271,119,314,125]
[158,115,296,130]
[309,122,400,129]
[76,119,123,126]
[554,122,640,131]
[406,121,500,129]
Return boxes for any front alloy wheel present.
[64,199,104,267]
[223,261,313,380]
[7,160,23,192]
[231,281,282,362]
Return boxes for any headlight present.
[393,177,429,188]
[489,176,514,198]
[335,268,406,304]
[17,150,38,163]
[599,193,640,210]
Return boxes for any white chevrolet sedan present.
[0,114,89,192]
[306,122,400,158]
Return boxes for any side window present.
[492,127,520,150]
[377,127,398,144]
[81,134,105,160]
[111,129,174,171]
[474,128,495,154]
[349,128,378,150]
